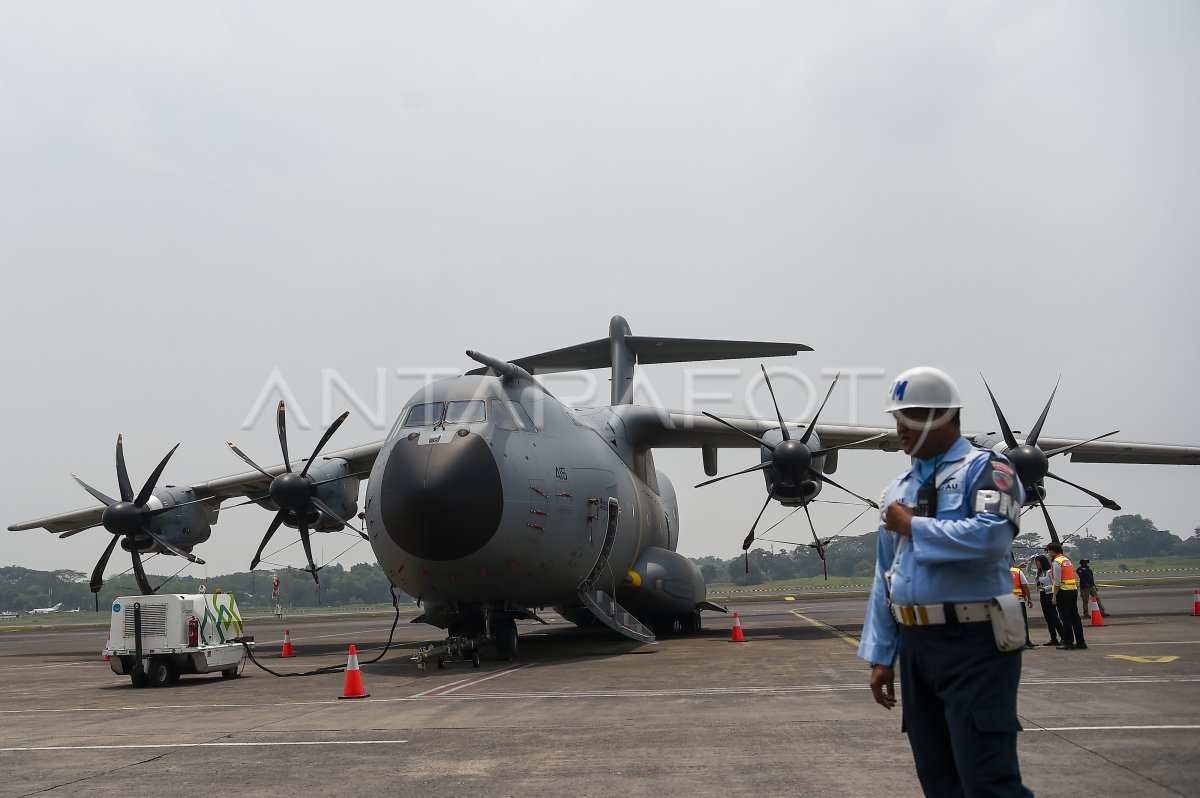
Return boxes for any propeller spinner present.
[980,376,1121,544]
[226,401,359,583]
[72,436,209,595]
[697,367,885,578]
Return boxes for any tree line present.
[4,514,1197,609]
[690,514,1200,586]
[0,562,405,613]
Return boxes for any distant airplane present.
[28,602,63,615]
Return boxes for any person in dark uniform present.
[859,367,1033,797]
[1077,559,1108,617]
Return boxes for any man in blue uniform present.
[858,367,1032,797]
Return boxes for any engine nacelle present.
[129,486,219,555]
[304,458,360,531]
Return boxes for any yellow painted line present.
[784,596,795,602]
[1105,655,1180,664]
[788,609,859,648]
[1095,583,1125,588]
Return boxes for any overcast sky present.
[1,1,1196,582]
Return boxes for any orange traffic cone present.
[1089,596,1105,627]
[730,612,746,642]
[281,629,295,658]
[103,635,110,662]
[1192,589,1200,617]
[338,644,369,699]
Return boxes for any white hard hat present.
[884,366,962,413]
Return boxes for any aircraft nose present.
[377,431,504,561]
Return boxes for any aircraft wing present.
[7,440,385,535]
[613,406,1200,464]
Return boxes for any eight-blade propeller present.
[697,367,885,577]
[226,401,359,583]
[72,436,209,595]
[981,376,1121,544]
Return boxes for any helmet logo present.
[890,380,908,402]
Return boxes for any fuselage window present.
[508,401,538,432]
[402,402,445,428]
[491,399,519,431]
[445,400,486,425]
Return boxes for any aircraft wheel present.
[680,612,702,634]
[495,618,518,660]
[147,657,173,688]
[436,657,446,670]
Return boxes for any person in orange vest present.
[1046,542,1086,650]
[1011,555,1034,650]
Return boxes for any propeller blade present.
[812,471,880,508]
[1044,471,1121,511]
[250,510,287,571]
[310,496,360,533]
[115,435,134,503]
[90,536,120,593]
[742,493,774,552]
[759,366,790,441]
[226,441,274,480]
[702,412,776,451]
[72,475,116,508]
[145,530,206,564]
[277,400,292,473]
[810,432,890,457]
[694,461,771,489]
[980,376,1020,451]
[130,546,154,595]
[298,522,319,584]
[1042,431,1120,459]
[799,372,840,446]
[1037,497,1060,544]
[801,502,828,581]
[134,443,180,507]
[1025,377,1060,447]
[300,411,350,478]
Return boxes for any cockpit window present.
[508,401,538,432]
[490,399,519,430]
[445,400,486,424]
[402,402,444,428]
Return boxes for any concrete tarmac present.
[1,583,1198,797]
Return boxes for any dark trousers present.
[1039,592,1062,644]
[1020,602,1030,645]
[899,622,1032,797]
[1056,591,1085,647]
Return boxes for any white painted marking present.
[0,740,408,753]
[412,664,528,698]
[1,674,1197,716]
[1025,725,1200,732]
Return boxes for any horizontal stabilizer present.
[467,336,810,376]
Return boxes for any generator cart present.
[105,593,252,687]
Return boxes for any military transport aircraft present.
[10,317,1200,657]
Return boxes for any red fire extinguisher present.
[187,615,199,647]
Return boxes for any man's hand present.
[883,502,915,537]
[870,664,897,710]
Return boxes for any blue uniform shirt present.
[857,436,1024,667]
